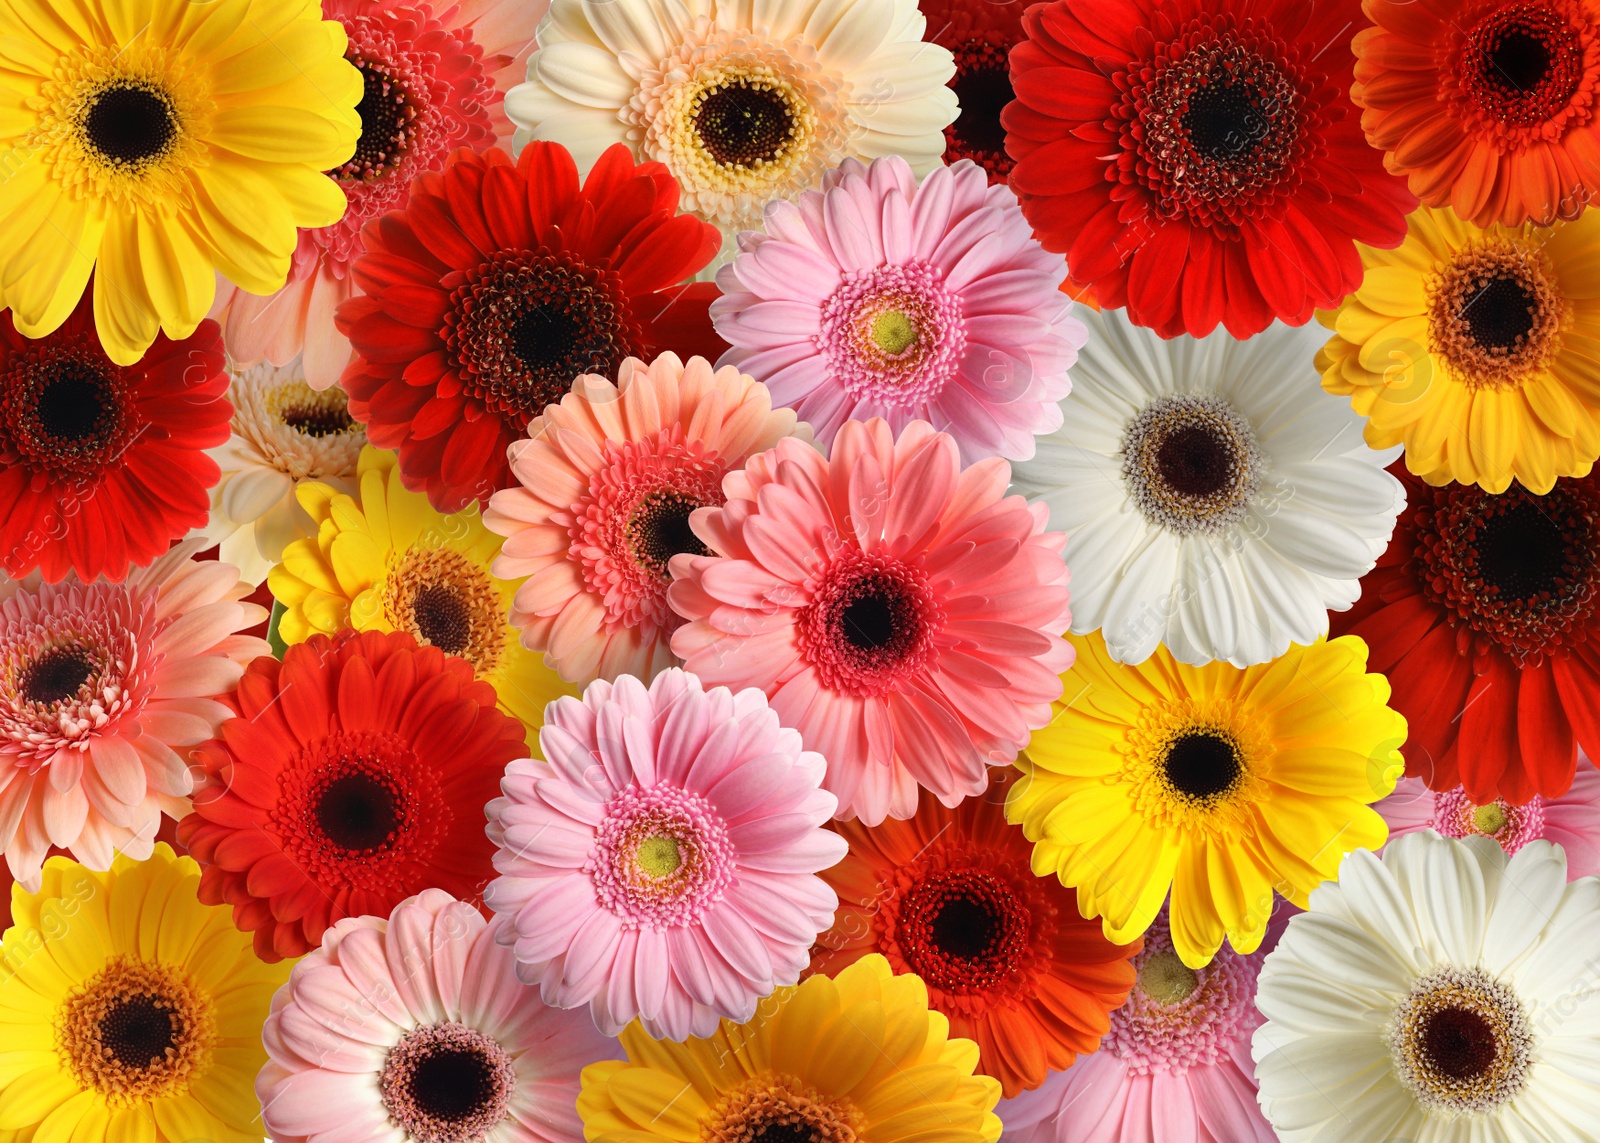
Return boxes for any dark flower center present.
[84,84,176,166]
[509,304,580,373]
[1460,277,1538,352]
[1163,731,1243,800]
[694,81,795,166]
[841,591,899,652]
[314,771,402,852]
[1181,81,1270,162]
[929,893,1001,961]
[628,490,712,575]
[1489,29,1552,93]
[1475,501,1568,600]
[280,402,356,437]
[802,555,940,697]
[1123,395,1263,534]
[753,1126,816,1143]
[950,57,1013,159]
[19,646,95,704]
[37,361,112,443]
[335,56,418,181]
[895,868,1030,994]
[1460,7,1586,128]
[380,1023,516,1143]
[1421,1007,1499,1081]
[1156,424,1237,498]
[0,346,140,482]
[99,996,178,1069]
[411,583,473,655]
[409,1048,499,1121]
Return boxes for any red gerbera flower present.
[177,629,527,961]
[0,293,230,583]
[1003,0,1417,338]
[337,142,725,512]
[1333,463,1600,806]
[920,0,1026,184]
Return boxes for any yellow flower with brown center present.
[268,445,574,743]
[0,0,360,365]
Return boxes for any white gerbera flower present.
[196,357,365,584]
[1011,308,1405,667]
[1253,832,1600,1143]
[506,0,957,261]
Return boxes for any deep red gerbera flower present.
[1003,0,1417,338]
[0,293,229,583]
[1333,463,1600,806]
[337,142,725,512]
[177,629,527,961]
[920,0,1026,184]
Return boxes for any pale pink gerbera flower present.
[998,908,1279,1143]
[259,888,615,1143]
[668,417,1073,825]
[711,155,1084,464]
[211,0,544,388]
[1377,768,1600,879]
[483,353,810,686]
[483,668,846,1041]
[0,542,267,888]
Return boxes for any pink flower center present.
[569,429,727,630]
[799,550,942,698]
[1104,926,1261,1074]
[1432,786,1547,853]
[588,784,736,929]
[379,1022,515,1143]
[817,262,966,407]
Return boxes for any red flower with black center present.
[809,770,1140,1097]
[1333,462,1600,806]
[1003,0,1417,338]
[920,0,1026,183]
[177,629,527,961]
[0,293,229,583]
[337,142,726,512]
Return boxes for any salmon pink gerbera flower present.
[484,668,847,1041]
[667,418,1073,825]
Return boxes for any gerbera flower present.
[1318,204,1600,495]
[482,353,809,685]
[1008,629,1406,967]
[267,445,572,742]
[919,0,1025,184]
[1379,767,1600,879]
[197,357,365,585]
[1332,464,1600,805]
[212,0,541,389]
[0,543,267,888]
[998,908,1277,1143]
[711,155,1083,464]
[1004,0,1415,339]
[0,295,231,584]
[1352,0,1600,228]
[506,0,957,261]
[578,954,1002,1143]
[811,769,1139,1097]
[668,418,1073,826]
[176,629,527,960]
[0,844,291,1143]
[1253,832,1600,1141]
[1012,308,1405,668]
[258,888,617,1143]
[0,0,359,366]
[338,142,724,512]
[484,668,846,1041]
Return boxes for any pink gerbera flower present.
[667,417,1073,825]
[259,888,615,1143]
[483,668,846,1040]
[1378,768,1600,880]
[211,0,543,388]
[0,542,268,888]
[483,353,810,685]
[711,155,1084,464]
[998,908,1278,1143]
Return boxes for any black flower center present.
[951,61,1014,158]
[896,868,1030,994]
[1156,424,1236,498]
[280,403,355,437]
[411,583,473,655]
[37,361,112,443]
[1475,501,1569,600]
[695,81,794,166]
[509,304,580,373]
[1181,81,1270,162]
[84,85,176,166]
[336,57,417,180]
[1459,277,1537,352]
[1164,732,1243,800]
[629,491,711,575]
[753,1126,816,1143]
[99,995,178,1069]
[19,647,95,704]
[409,1048,498,1122]
[315,772,401,852]
[841,590,900,652]
[930,892,1001,961]
[1487,29,1552,94]
[1421,1007,1499,1081]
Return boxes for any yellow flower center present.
[1138,950,1200,1005]
[704,1072,864,1143]
[636,833,684,878]
[870,310,919,355]
[380,546,506,673]
[1122,698,1270,835]
[1426,239,1570,390]
[56,955,216,1105]
[1473,803,1509,835]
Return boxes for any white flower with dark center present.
[505,0,956,262]
[1011,308,1405,667]
[1253,832,1600,1143]
[197,357,365,584]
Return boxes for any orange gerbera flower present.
[808,770,1140,1098]
[1352,0,1600,227]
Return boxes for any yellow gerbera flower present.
[1318,203,1600,494]
[578,954,1001,1143]
[1008,632,1406,968]
[0,844,290,1143]
[0,0,360,365]
[267,445,575,743]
